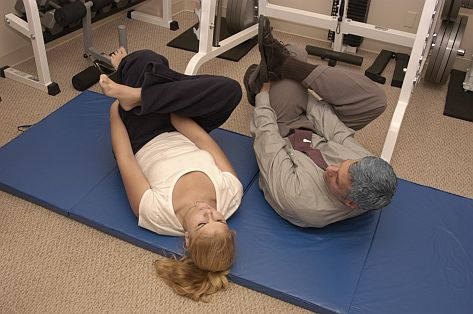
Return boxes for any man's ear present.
[343,199,358,209]
[184,231,190,248]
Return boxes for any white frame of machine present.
[188,0,442,162]
[3,0,446,162]
[185,0,258,74]
[3,0,58,95]
[129,0,174,28]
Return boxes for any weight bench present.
[1,91,472,313]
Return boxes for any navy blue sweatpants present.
[117,49,242,153]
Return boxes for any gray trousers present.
[268,45,386,137]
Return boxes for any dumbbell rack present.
[1,0,60,95]
[1,0,175,96]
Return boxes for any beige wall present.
[1,0,472,68]
[0,0,32,66]
[268,0,472,68]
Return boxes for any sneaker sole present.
[258,17,269,82]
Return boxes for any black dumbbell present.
[53,1,87,28]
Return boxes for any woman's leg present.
[116,48,241,129]
[116,49,170,87]
[106,49,242,152]
[99,75,141,111]
[140,74,242,132]
[106,49,173,153]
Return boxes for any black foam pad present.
[72,66,101,91]
[167,18,257,62]
[444,69,473,122]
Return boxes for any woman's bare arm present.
[110,101,150,216]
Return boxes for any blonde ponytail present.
[154,230,236,301]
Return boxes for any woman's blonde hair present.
[154,229,236,302]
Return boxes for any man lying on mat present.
[100,48,243,301]
[244,16,397,228]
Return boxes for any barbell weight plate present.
[440,15,468,83]
[428,20,453,83]
[425,19,448,82]
[226,0,257,34]
[431,21,454,82]
[435,17,459,82]
[226,0,244,34]
[235,0,247,33]
[225,0,237,34]
[420,1,441,76]
[442,0,462,21]
[241,0,258,29]
[442,0,453,19]
[449,0,462,21]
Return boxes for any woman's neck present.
[173,171,216,228]
[175,198,215,230]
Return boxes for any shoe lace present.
[266,39,291,56]
[282,43,297,57]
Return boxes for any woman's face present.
[184,201,228,245]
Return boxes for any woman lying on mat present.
[100,48,243,301]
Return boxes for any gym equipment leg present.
[2,0,60,95]
[391,53,409,88]
[72,1,127,91]
[364,50,394,84]
[463,56,473,92]
[128,0,178,30]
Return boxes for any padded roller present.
[364,49,394,84]
[54,1,87,27]
[72,66,101,91]
[306,45,363,66]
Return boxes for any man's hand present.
[261,82,271,93]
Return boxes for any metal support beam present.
[185,0,258,74]
[381,0,442,161]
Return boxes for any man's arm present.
[170,114,237,177]
[251,86,318,207]
[305,97,357,144]
[110,101,150,216]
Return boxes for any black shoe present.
[258,15,290,82]
[243,64,261,106]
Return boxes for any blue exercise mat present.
[1,91,473,313]
[229,180,379,313]
[0,92,116,215]
[349,181,473,314]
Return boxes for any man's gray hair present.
[348,156,397,210]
